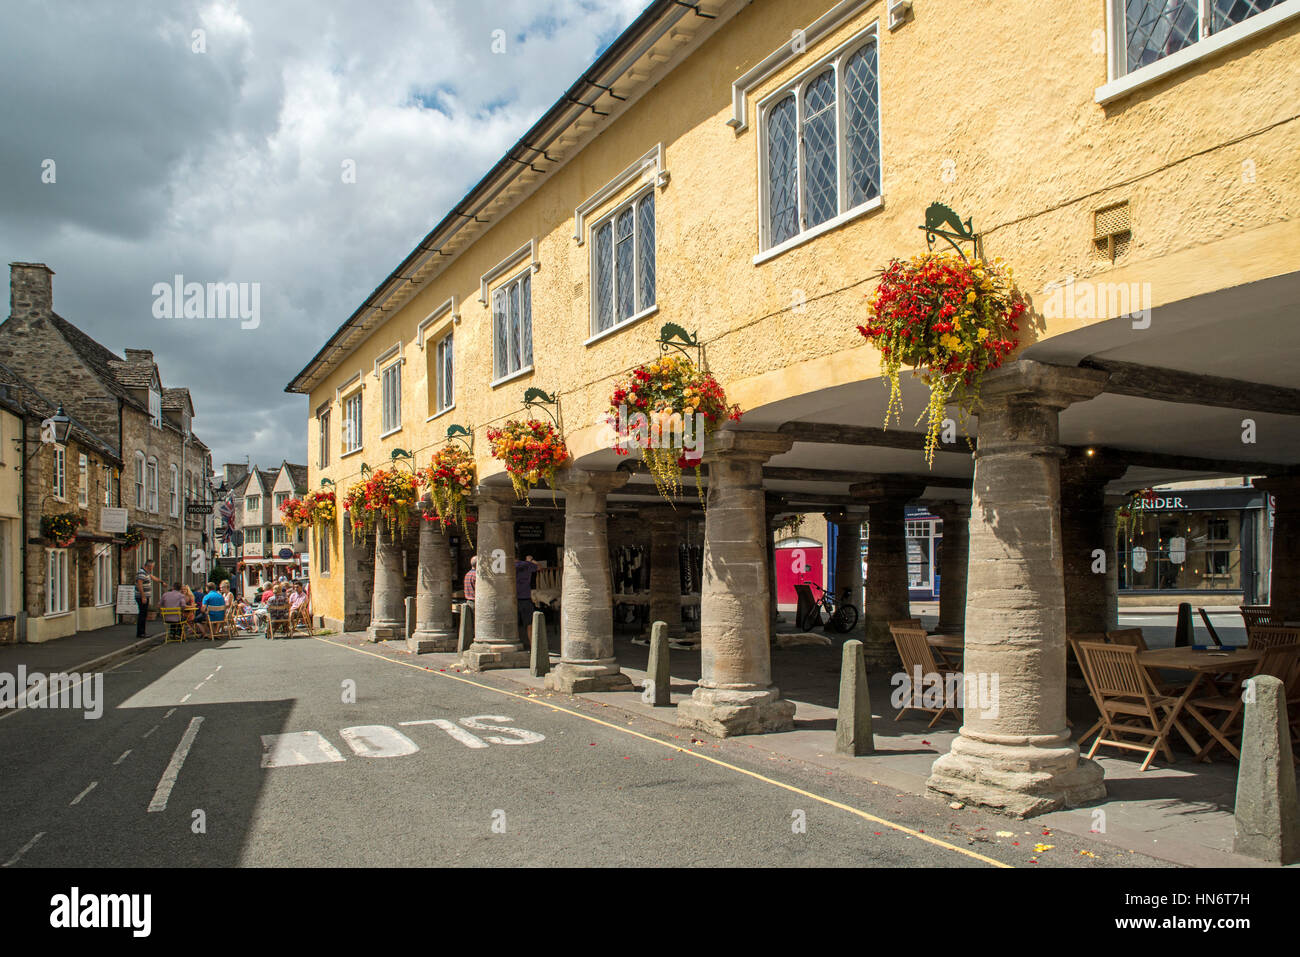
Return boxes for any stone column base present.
[544,660,634,694]
[366,620,403,642]
[408,629,457,654]
[677,686,795,738]
[460,643,530,672]
[862,619,902,670]
[927,730,1106,818]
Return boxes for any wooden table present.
[927,633,963,668]
[1137,646,1262,758]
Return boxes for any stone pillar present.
[546,468,633,693]
[1103,494,1123,631]
[765,495,788,624]
[932,501,970,636]
[851,478,924,669]
[366,521,406,641]
[677,430,796,737]
[1059,451,1127,638]
[825,509,865,629]
[1256,477,1300,621]
[409,497,457,653]
[927,360,1109,816]
[461,486,529,671]
[340,520,374,632]
[643,505,684,638]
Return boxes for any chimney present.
[9,262,54,320]
[124,348,155,363]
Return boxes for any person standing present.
[463,556,477,610]
[135,559,161,638]
[515,555,538,648]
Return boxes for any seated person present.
[266,584,291,632]
[160,582,187,639]
[289,582,310,626]
[233,599,258,632]
[201,582,226,635]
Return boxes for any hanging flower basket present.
[419,445,476,543]
[41,511,85,547]
[486,419,569,503]
[305,490,336,540]
[1116,488,1154,539]
[341,481,372,545]
[361,468,420,539]
[606,355,741,504]
[121,525,144,551]
[278,496,312,536]
[858,252,1025,467]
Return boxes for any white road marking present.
[459,715,545,745]
[215,665,222,672]
[114,749,133,765]
[164,708,176,719]
[193,683,205,690]
[148,716,204,813]
[425,718,488,749]
[339,725,419,758]
[260,731,346,768]
[205,673,215,681]
[179,694,191,703]
[69,781,98,806]
[2,833,44,867]
[142,724,159,738]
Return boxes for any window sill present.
[427,404,457,423]
[340,447,364,460]
[584,305,659,347]
[754,196,884,265]
[44,610,73,619]
[490,366,535,390]
[1095,2,1300,105]
[379,426,403,440]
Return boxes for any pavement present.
[0,623,1167,868]
[0,622,163,710]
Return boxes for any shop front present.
[904,506,941,602]
[1117,486,1267,605]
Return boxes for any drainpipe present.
[17,413,28,642]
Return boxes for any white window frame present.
[169,463,179,517]
[433,330,455,416]
[755,24,883,262]
[78,453,89,508]
[342,390,363,455]
[52,444,67,501]
[46,548,70,616]
[274,491,290,510]
[489,268,534,387]
[134,453,145,508]
[95,548,113,606]
[380,359,403,436]
[147,457,158,512]
[245,526,263,545]
[246,494,261,515]
[318,526,331,575]
[149,388,162,428]
[273,525,291,545]
[317,405,331,468]
[1097,0,1300,104]
[104,466,115,506]
[587,187,658,343]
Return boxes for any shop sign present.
[515,522,546,543]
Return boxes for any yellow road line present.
[314,635,1011,868]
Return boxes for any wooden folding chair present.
[159,606,193,643]
[290,601,315,636]
[1246,624,1300,651]
[206,611,234,641]
[266,606,293,640]
[889,622,962,728]
[1240,605,1280,632]
[1068,634,1107,747]
[1186,644,1300,763]
[1077,641,1183,772]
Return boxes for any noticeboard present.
[115,584,140,615]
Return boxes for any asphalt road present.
[0,633,1166,868]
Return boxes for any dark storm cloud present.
[0,0,646,471]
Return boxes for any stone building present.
[230,461,308,592]
[3,262,216,617]
[287,1,1300,816]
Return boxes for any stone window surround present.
[752,22,884,261]
[1097,0,1300,104]
[572,143,669,245]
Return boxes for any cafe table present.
[1136,645,1262,757]
[926,633,963,669]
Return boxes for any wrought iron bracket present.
[523,388,562,429]
[656,323,702,364]
[919,202,981,260]
[445,423,475,453]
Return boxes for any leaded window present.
[762,35,881,250]
[1121,0,1283,72]
[591,191,656,336]
[492,272,533,381]
[435,333,454,413]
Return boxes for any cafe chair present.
[1246,624,1300,651]
[889,623,962,728]
[1077,641,1182,772]
[1068,634,1108,747]
[159,606,194,644]
[1186,644,1300,763]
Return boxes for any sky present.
[0,0,647,475]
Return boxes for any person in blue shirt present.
[202,582,227,636]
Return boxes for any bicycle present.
[798,580,860,634]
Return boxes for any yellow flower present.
[965,291,977,304]
[977,328,990,341]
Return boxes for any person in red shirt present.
[463,556,477,608]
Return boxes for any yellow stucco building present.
[289,0,1300,816]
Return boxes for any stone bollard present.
[530,611,549,678]
[645,620,670,706]
[404,597,416,643]
[836,639,874,756]
[457,603,474,655]
[1233,675,1299,864]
